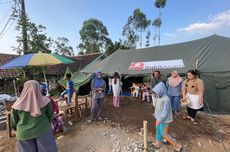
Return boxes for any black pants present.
[187,107,203,119]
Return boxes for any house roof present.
[0,53,22,79]
[46,53,102,75]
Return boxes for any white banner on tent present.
[128,59,185,70]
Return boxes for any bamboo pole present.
[143,120,148,152]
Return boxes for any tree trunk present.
[20,0,29,53]
[139,31,142,48]
[158,8,161,46]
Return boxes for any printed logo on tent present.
[129,59,185,70]
[129,62,145,70]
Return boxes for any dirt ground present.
[0,96,230,152]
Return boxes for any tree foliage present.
[105,40,130,56]
[153,0,167,46]
[122,9,150,48]
[78,18,111,54]
[54,37,74,56]
[154,0,167,9]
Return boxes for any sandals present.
[152,142,160,149]
[162,139,168,144]
[174,144,182,152]
[191,118,198,125]
[183,115,191,120]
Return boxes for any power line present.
[0,16,12,37]
[0,0,13,4]
[0,8,11,25]
[0,19,15,39]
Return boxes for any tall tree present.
[154,0,167,46]
[122,22,138,49]
[12,8,52,54]
[122,9,150,48]
[54,37,74,56]
[132,9,151,47]
[78,18,111,54]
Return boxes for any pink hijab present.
[12,80,50,117]
[168,71,183,87]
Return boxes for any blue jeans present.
[61,90,73,105]
[156,123,176,143]
[91,97,104,120]
[168,95,180,112]
[108,86,112,95]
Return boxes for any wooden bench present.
[56,93,91,120]
[77,95,91,118]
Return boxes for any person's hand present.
[198,97,203,106]
[156,121,160,126]
[181,97,187,103]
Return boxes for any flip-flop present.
[152,142,160,149]
[174,144,182,152]
[183,116,191,120]
[191,119,198,125]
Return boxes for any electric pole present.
[19,0,28,54]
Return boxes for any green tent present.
[58,68,92,91]
[82,35,230,113]
[58,54,106,91]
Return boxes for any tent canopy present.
[81,35,230,113]
[82,35,230,75]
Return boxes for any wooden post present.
[74,92,79,118]
[85,96,88,109]
[6,112,12,138]
[143,120,148,152]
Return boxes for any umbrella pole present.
[42,67,49,95]
[13,79,17,97]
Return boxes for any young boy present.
[61,73,74,107]
[152,82,182,152]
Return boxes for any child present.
[40,85,63,133]
[152,82,182,152]
[132,83,140,97]
[142,84,150,102]
[108,76,113,96]
[61,73,74,107]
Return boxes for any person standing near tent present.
[152,82,182,151]
[166,71,183,114]
[181,70,204,125]
[112,72,122,108]
[61,73,74,107]
[89,71,106,123]
[150,70,163,106]
[108,75,113,96]
[11,80,57,152]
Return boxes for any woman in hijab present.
[112,72,122,108]
[181,70,204,125]
[11,80,57,152]
[166,71,183,114]
[88,71,106,123]
[152,82,182,152]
